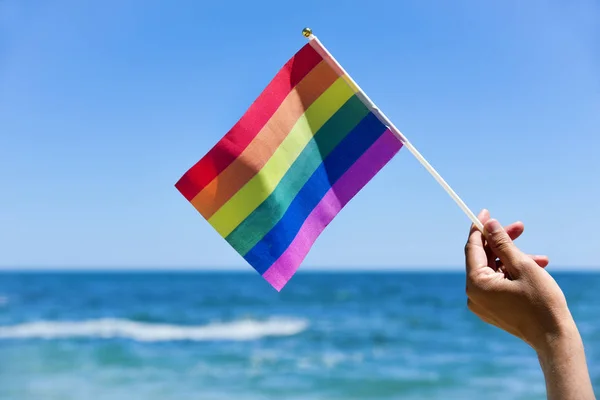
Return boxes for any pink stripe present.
[262,129,402,291]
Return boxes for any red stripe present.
[175,44,323,201]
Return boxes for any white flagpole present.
[302,28,484,232]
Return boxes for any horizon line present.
[0,265,598,273]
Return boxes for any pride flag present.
[176,39,403,291]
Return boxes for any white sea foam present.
[0,317,308,342]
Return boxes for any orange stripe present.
[309,40,360,93]
[190,60,340,219]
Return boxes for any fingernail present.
[485,219,502,234]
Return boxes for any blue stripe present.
[244,112,388,274]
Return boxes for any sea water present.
[0,271,598,399]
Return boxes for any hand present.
[465,209,595,399]
[464,209,573,351]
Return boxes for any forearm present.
[537,321,595,400]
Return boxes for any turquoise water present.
[0,271,598,399]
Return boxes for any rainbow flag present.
[175,40,403,291]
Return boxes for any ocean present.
[0,271,598,400]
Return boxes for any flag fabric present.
[175,41,403,291]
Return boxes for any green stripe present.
[225,95,369,255]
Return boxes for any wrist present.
[535,317,582,360]
[534,318,595,400]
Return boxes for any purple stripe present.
[262,129,402,291]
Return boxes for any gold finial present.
[302,27,312,38]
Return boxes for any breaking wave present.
[0,317,308,342]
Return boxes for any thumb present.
[484,219,527,276]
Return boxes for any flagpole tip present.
[302,27,312,38]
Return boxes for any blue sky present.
[1,0,598,270]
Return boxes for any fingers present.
[505,221,524,241]
[495,255,549,271]
[490,221,548,270]
[530,255,549,268]
[484,219,527,277]
[488,221,524,273]
[465,209,491,276]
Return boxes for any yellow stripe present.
[208,77,354,237]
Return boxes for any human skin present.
[464,209,595,400]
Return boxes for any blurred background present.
[1,1,599,399]
[0,272,599,399]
